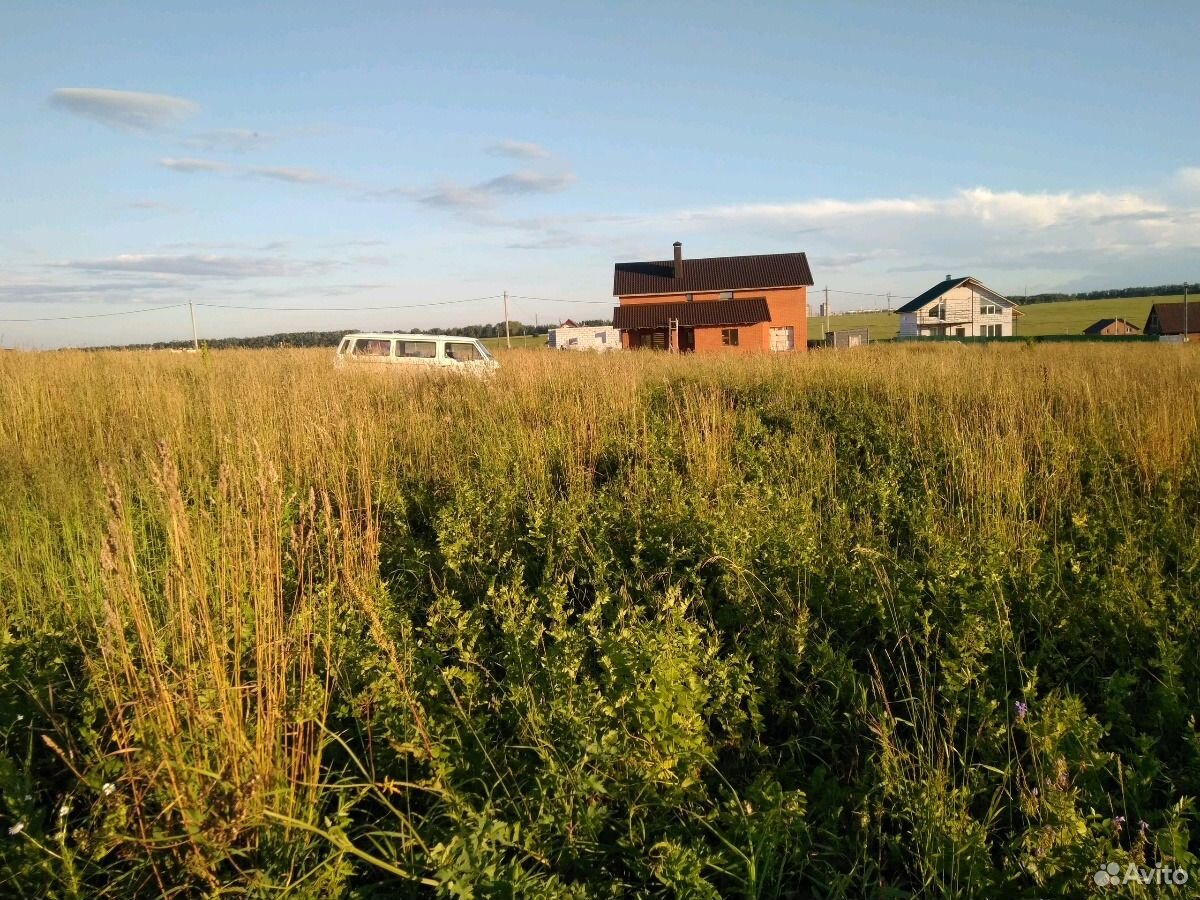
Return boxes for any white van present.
[335,332,499,375]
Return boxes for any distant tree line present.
[95,320,614,351]
[1017,283,1196,305]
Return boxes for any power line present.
[825,288,913,300]
[0,303,188,323]
[193,294,502,312]
[509,294,614,306]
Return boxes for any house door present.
[679,328,695,352]
[769,326,795,351]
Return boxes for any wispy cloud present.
[1175,166,1200,193]
[126,200,179,212]
[0,277,181,304]
[160,156,230,173]
[181,128,276,153]
[480,171,575,195]
[158,157,341,186]
[55,253,332,278]
[248,165,332,185]
[388,169,576,210]
[49,88,197,132]
[484,140,551,160]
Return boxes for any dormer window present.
[720,291,734,300]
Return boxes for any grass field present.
[481,332,547,350]
[809,295,1170,341]
[2,344,1199,897]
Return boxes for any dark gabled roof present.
[613,252,812,296]
[895,277,971,313]
[612,298,770,330]
[1145,302,1198,335]
[895,276,1011,314]
[1083,318,1141,335]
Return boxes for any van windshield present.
[476,342,493,361]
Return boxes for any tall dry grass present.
[0,342,1197,896]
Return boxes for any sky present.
[3,1,1199,347]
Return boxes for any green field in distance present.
[808,295,1181,341]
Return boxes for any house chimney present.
[946,274,952,281]
[673,241,683,278]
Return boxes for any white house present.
[548,322,621,351]
[897,276,1019,338]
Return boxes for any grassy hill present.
[809,294,1176,341]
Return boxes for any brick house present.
[612,243,812,352]
[1083,318,1141,336]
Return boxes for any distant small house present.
[825,328,868,349]
[897,275,1019,338]
[612,242,812,352]
[1144,302,1200,342]
[1083,318,1141,336]
[548,323,620,351]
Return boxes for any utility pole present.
[823,285,830,339]
[188,301,199,350]
[886,291,891,311]
[1185,282,1190,343]
[503,290,511,348]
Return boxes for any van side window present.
[352,339,392,356]
[445,342,482,362]
[397,341,436,358]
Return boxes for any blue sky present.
[3,1,1198,346]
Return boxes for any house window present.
[929,301,946,320]
[685,293,694,303]
[721,328,739,346]
[955,327,966,336]
[720,291,734,300]
[980,303,1000,316]
[980,324,1003,337]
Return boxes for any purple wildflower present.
[1139,820,1149,834]
[1014,701,1028,722]
[1114,815,1126,832]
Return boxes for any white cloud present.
[49,88,197,131]
[672,188,1165,232]
[484,140,551,160]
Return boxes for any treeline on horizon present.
[1016,282,1195,305]
[98,319,613,351]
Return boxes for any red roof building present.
[612,242,813,352]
